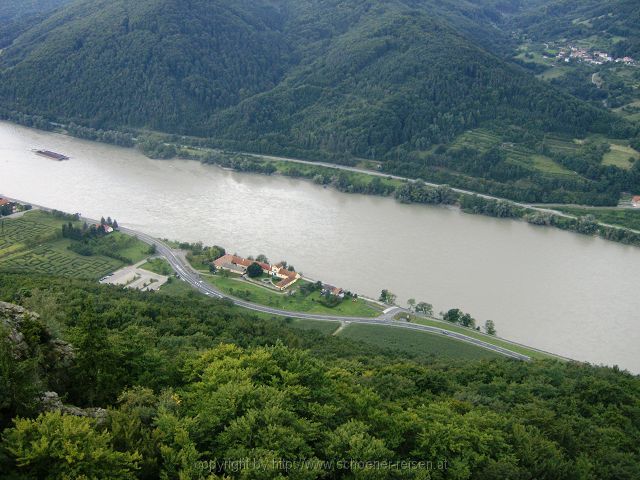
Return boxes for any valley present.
[1,1,640,478]
[2,121,640,371]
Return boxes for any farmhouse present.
[632,196,640,208]
[272,265,300,290]
[213,254,301,290]
[322,284,345,298]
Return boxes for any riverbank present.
[2,115,640,250]
[3,123,640,371]
[182,147,640,250]
[0,206,538,362]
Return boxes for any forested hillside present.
[1,274,639,479]
[0,0,69,48]
[0,0,638,205]
[0,1,626,148]
[512,0,640,57]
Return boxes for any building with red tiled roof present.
[213,254,301,290]
[275,276,298,290]
[632,196,640,208]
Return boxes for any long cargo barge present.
[32,149,69,161]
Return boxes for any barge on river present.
[32,149,69,161]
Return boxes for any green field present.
[544,134,580,153]
[156,277,196,296]
[286,318,341,335]
[206,273,381,317]
[452,129,575,177]
[553,207,640,231]
[530,154,575,175]
[602,144,639,169]
[141,258,173,275]
[409,317,558,360]
[109,233,151,263]
[0,238,121,279]
[538,66,571,80]
[0,211,147,280]
[337,323,500,361]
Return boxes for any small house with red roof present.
[632,196,640,208]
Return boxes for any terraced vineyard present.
[453,129,577,177]
[0,242,120,279]
[544,134,581,153]
[0,211,129,280]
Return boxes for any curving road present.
[119,227,531,361]
[2,194,532,361]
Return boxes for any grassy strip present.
[205,274,380,317]
[408,316,560,360]
[553,207,640,231]
[156,277,196,297]
[140,258,173,275]
[337,323,501,361]
[285,318,341,335]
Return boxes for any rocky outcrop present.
[40,391,108,424]
[1,301,33,359]
[1,301,97,419]
[0,301,74,363]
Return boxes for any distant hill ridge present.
[0,0,626,160]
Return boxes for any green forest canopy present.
[0,273,639,479]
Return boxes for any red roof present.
[213,254,237,267]
[276,277,297,289]
[0,198,10,206]
[213,254,270,272]
[633,196,640,203]
[277,267,297,279]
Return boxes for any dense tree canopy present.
[0,274,639,479]
[0,0,637,207]
[0,0,627,157]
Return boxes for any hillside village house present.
[213,254,301,290]
[633,196,640,208]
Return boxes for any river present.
[1,121,639,372]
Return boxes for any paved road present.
[2,194,535,361]
[118,227,531,360]
[243,152,580,218]
[245,152,640,236]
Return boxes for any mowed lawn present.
[0,211,147,280]
[337,323,501,361]
[206,274,381,317]
[141,258,174,275]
